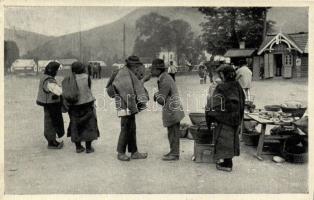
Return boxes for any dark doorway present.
[275,54,283,76]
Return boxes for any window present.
[163,55,165,61]
[284,55,293,66]
[170,54,173,60]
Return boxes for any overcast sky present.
[5,6,137,36]
[5,6,308,36]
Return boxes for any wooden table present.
[246,113,293,161]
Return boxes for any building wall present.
[254,51,308,80]
[300,55,308,78]
[158,51,177,66]
[252,56,263,81]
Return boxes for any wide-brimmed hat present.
[125,55,142,66]
[151,58,167,69]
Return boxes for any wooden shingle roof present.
[224,49,256,58]
[258,32,308,55]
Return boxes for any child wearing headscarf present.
[36,61,64,149]
[63,62,100,153]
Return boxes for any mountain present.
[8,7,309,61]
[25,7,205,61]
[4,28,55,56]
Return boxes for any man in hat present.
[112,55,149,161]
[236,59,252,101]
[151,58,185,161]
[36,61,64,149]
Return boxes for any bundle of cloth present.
[113,66,149,115]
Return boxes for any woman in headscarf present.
[36,61,64,149]
[205,64,245,172]
[63,62,100,153]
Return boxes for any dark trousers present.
[117,114,138,154]
[169,73,176,81]
[167,122,180,156]
[44,104,64,142]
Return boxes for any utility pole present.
[123,24,126,60]
[79,6,82,61]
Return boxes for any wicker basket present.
[281,137,308,163]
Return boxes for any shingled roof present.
[224,49,256,58]
[258,32,308,55]
[288,33,308,53]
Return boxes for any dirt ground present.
[4,74,308,194]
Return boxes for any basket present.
[281,107,306,118]
[189,113,206,125]
[281,136,308,163]
[242,131,260,146]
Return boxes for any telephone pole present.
[123,24,126,60]
[79,7,82,61]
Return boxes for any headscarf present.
[216,64,236,82]
[44,61,60,77]
[71,61,86,74]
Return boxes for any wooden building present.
[254,32,308,80]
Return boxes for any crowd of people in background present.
[88,62,102,79]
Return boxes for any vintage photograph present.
[4,5,309,195]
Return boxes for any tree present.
[4,40,19,74]
[198,7,275,55]
[133,12,197,64]
[133,13,171,59]
[168,19,195,65]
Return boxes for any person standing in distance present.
[168,61,178,81]
[236,59,252,101]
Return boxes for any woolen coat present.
[205,81,245,160]
[156,72,185,127]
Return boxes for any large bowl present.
[264,105,281,112]
[281,107,307,118]
[189,113,206,125]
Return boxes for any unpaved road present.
[4,75,308,194]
